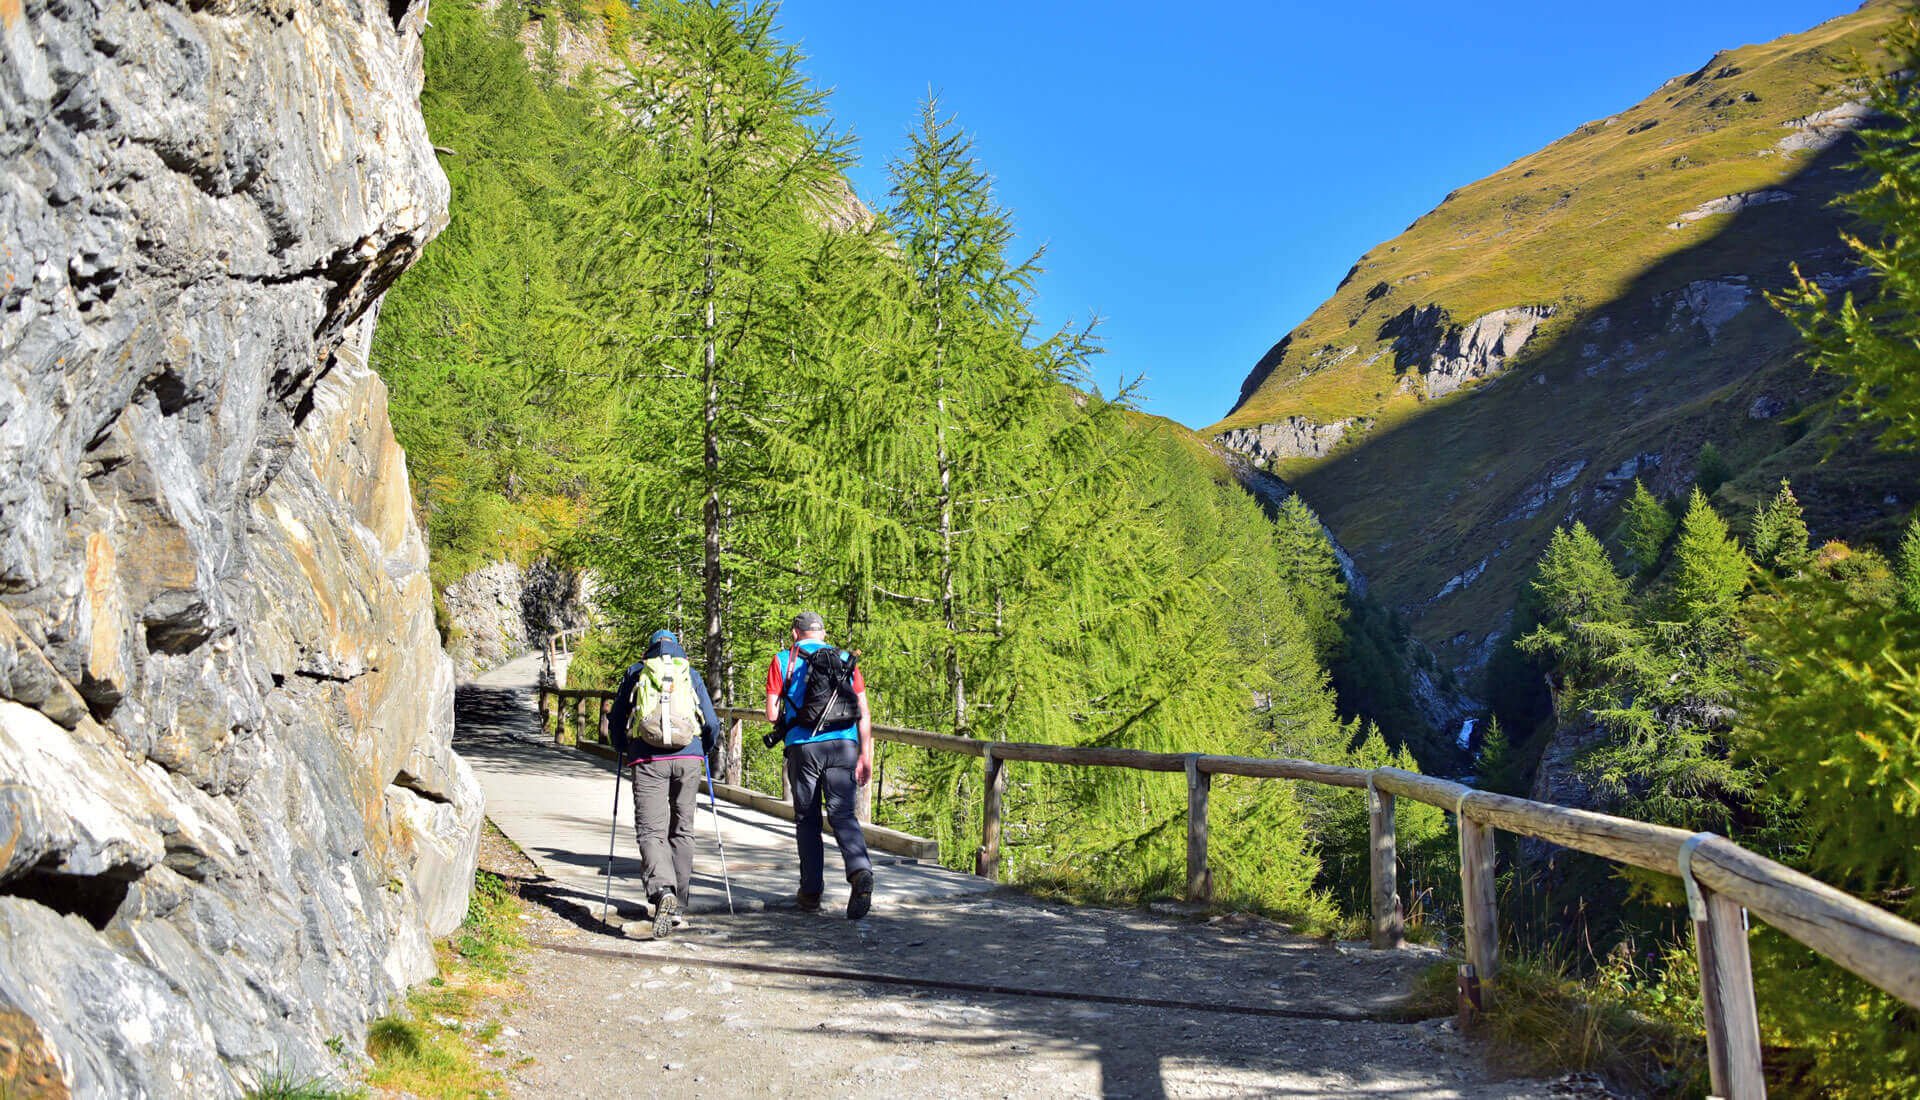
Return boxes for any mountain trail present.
[451,660,1617,1098]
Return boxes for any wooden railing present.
[537,685,613,745]
[694,703,1918,1100]
[540,626,590,689]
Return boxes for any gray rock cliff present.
[1,0,480,1093]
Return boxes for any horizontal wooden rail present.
[713,707,1920,1007]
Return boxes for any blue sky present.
[775,0,1858,428]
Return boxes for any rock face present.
[0,0,480,1094]
[1215,415,1365,464]
[1384,304,1555,399]
[443,559,596,681]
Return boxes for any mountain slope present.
[1211,0,1920,683]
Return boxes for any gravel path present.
[455,658,1611,1098]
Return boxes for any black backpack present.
[789,646,861,732]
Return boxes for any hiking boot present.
[794,890,821,912]
[652,892,679,940]
[847,869,874,920]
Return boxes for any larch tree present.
[571,0,852,712]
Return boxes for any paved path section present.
[455,655,1602,1099]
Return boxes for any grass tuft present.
[363,864,529,1098]
[1465,942,1708,1097]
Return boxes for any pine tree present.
[1748,479,1811,576]
[572,0,853,703]
[1773,14,1920,449]
[1670,487,1752,624]
[1517,522,1633,703]
[1898,515,1920,615]
[1270,494,1348,662]
[1474,716,1523,796]
[1584,490,1756,829]
[1618,479,1675,577]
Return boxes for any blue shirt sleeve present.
[607,663,641,759]
[690,666,721,758]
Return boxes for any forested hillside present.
[371,0,1413,922]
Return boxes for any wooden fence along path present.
[537,675,1920,1100]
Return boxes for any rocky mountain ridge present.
[0,0,479,1092]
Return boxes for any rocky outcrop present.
[1215,415,1366,464]
[1667,189,1792,228]
[443,559,596,681]
[0,0,479,1094]
[1773,99,1872,155]
[1384,304,1555,398]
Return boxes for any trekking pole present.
[601,759,624,926]
[702,754,736,915]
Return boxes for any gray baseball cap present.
[791,610,825,632]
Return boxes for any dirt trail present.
[455,659,1612,1098]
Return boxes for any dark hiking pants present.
[786,738,871,896]
[631,756,702,904]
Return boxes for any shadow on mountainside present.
[1281,137,1920,665]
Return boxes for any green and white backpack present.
[629,654,699,750]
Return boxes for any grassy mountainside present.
[1211,0,1920,679]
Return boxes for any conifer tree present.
[1618,479,1675,577]
[1749,479,1812,577]
[1517,522,1633,703]
[1775,14,1920,449]
[1898,515,1920,615]
[1474,716,1523,796]
[1585,491,1756,828]
[1270,494,1348,662]
[1669,488,1752,624]
[572,0,852,700]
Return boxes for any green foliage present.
[1739,548,1920,1096]
[1520,499,1758,831]
[1475,716,1524,796]
[243,1075,363,1100]
[1898,514,1920,614]
[1270,494,1348,663]
[1748,479,1811,576]
[1468,944,1706,1097]
[1775,12,1920,450]
[1692,441,1733,497]
[373,0,605,589]
[450,870,524,978]
[1618,479,1676,577]
[1518,522,1632,693]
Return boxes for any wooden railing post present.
[975,747,1005,879]
[538,687,551,742]
[1185,756,1212,904]
[1686,841,1766,1099]
[1458,804,1499,984]
[1369,777,1404,949]
[724,719,743,786]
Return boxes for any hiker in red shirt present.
[764,611,874,918]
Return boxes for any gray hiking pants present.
[786,738,871,896]
[631,756,702,904]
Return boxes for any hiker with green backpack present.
[607,629,722,938]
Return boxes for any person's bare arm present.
[854,691,873,785]
[765,689,779,725]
